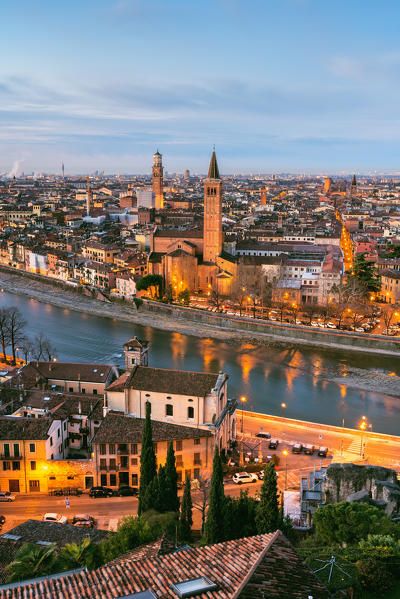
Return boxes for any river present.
[1,292,399,435]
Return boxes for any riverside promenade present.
[240,410,400,471]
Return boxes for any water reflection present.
[0,291,399,434]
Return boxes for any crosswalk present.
[346,439,363,455]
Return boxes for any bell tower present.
[124,337,149,370]
[203,149,223,263]
[152,150,164,210]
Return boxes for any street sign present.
[319,434,323,440]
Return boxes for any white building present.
[136,188,155,209]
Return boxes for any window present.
[194,438,200,445]
[176,454,183,468]
[67,475,74,480]
[63,422,66,431]
[93,389,97,395]
[131,443,138,455]
[12,461,20,471]
[69,387,73,392]
[177,470,182,482]
[100,473,107,486]
[175,440,182,451]
[30,461,36,470]
[57,429,60,437]
[13,444,20,457]
[194,453,201,465]
[188,407,194,419]
[120,456,129,469]
[109,444,115,455]
[81,388,86,394]
[100,458,107,470]
[50,438,53,446]
[29,443,36,453]
[194,468,200,479]
[109,473,117,486]
[3,461,10,471]
[3,443,10,458]
[131,457,138,466]
[99,444,106,455]
[131,473,138,486]
[166,404,173,416]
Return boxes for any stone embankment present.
[1,265,400,358]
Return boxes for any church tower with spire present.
[350,174,357,198]
[203,149,223,263]
[152,150,164,209]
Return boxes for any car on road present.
[303,444,315,455]
[255,431,271,439]
[326,322,336,329]
[72,514,95,528]
[292,443,303,454]
[232,472,258,485]
[89,486,115,498]
[268,439,279,449]
[43,513,68,524]
[318,447,328,457]
[0,492,15,502]
[117,486,138,496]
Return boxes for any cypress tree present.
[165,441,180,512]
[203,446,225,544]
[156,465,167,513]
[178,477,193,542]
[138,401,157,515]
[255,462,280,533]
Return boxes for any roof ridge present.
[230,530,282,599]
[132,365,221,377]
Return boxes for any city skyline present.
[2,0,400,173]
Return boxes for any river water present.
[1,292,399,435]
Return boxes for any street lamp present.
[281,402,286,419]
[282,449,288,490]
[240,396,247,433]
[359,416,367,458]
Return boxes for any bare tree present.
[209,288,222,312]
[234,289,246,316]
[8,308,26,365]
[346,302,366,331]
[0,309,10,364]
[382,306,398,335]
[302,304,315,326]
[18,337,34,363]
[192,475,210,535]
[31,332,56,361]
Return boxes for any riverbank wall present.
[1,265,400,357]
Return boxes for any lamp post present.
[240,396,246,434]
[359,416,367,459]
[281,402,286,419]
[282,450,288,490]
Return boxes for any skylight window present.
[116,592,157,599]
[171,576,218,598]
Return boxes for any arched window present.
[166,404,173,416]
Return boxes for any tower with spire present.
[203,149,223,263]
[350,174,357,198]
[152,150,164,210]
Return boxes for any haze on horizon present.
[1,0,400,175]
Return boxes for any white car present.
[0,492,15,502]
[311,321,319,327]
[326,322,336,329]
[355,327,365,333]
[232,472,258,485]
[43,513,68,524]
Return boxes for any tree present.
[177,289,190,306]
[8,307,26,364]
[224,491,258,541]
[313,501,396,545]
[347,253,381,296]
[179,477,193,542]
[0,308,10,363]
[255,462,280,534]
[18,336,34,363]
[58,537,99,570]
[136,274,163,299]
[302,304,316,326]
[382,306,398,335]
[234,289,247,316]
[6,543,58,582]
[203,446,226,544]
[31,332,57,361]
[208,287,222,312]
[163,284,174,304]
[192,475,210,535]
[100,515,155,563]
[164,441,180,512]
[138,401,157,515]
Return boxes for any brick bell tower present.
[152,150,164,210]
[203,148,223,263]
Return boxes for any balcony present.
[0,454,22,460]
[117,447,129,455]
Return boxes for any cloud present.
[329,56,363,79]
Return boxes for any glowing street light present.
[359,416,368,458]
[240,395,247,433]
[281,402,286,419]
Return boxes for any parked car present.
[318,447,328,457]
[255,431,271,439]
[232,472,258,485]
[89,486,115,498]
[72,514,95,528]
[326,322,336,329]
[292,443,303,454]
[117,486,138,496]
[268,439,279,449]
[43,513,68,524]
[303,444,315,455]
[0,492,15,502]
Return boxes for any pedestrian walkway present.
[346,439,362,455]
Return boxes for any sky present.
[1,0,400,175]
